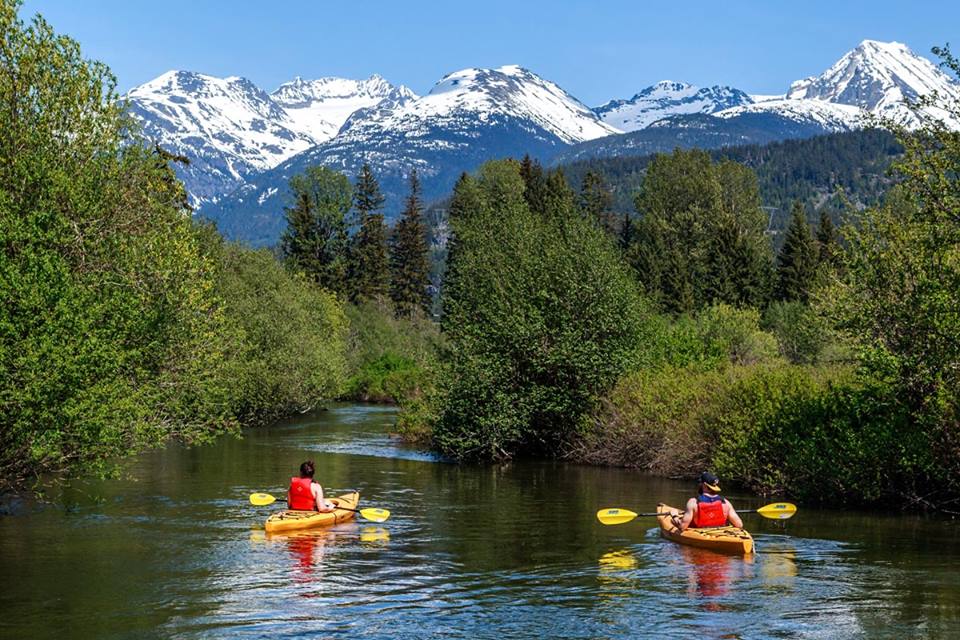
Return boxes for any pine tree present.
[389,169,432,317]
[579,170,615,234]
[816,209,840,268]
[280,166,352,295]
[543,169,576,220]
[347,164,390,301]
[442,172,483,325]
[776,201,819,302]
[619,211,634,252]
[519,154,548,216]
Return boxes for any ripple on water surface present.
[2,405,960,639]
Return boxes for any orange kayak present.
[657,503,754,555]
[264,492,360,534]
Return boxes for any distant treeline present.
[560,128,903,239]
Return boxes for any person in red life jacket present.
[288,460,336,512]
[673,472,743,530]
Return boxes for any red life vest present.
[693,496,727,527]
[288,477,316,511]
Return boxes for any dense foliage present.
[560,128,902,241]
[628,150,773,313]
[431,160,649,459]
[0,2,235,488]
[280,166,352,296]
[200,229,348,423]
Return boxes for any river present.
[1,404,959,639]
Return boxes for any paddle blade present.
[756,502,797,520]
[250,492,277,506]
[596,508,639,525]
[359,507,390,523]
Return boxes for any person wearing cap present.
[672,472,743,530]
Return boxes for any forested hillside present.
[560,129,902,235]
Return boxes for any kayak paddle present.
[249,492,391,523]
[596,502,797,526]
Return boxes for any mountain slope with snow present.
[270,74,417,142]
[595,81,754,131]
[200,65,619,244]
[128,70,320,205]
[127,70,411,207]
[730,40,960,129]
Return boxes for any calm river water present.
[2,404,959,639]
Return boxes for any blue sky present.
[19,0,959,105]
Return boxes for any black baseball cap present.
[699,471,721,492]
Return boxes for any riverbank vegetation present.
[0,2,437,491]
[403,48,960,511]
[4,0,959,511]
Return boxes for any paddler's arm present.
[726,501,743,528]
[313,483,335,512]
[673,498,697,531]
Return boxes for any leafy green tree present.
[579,170,616,234]
[630,149,772,313]
[348,164,390,301]
[0,1,233,489]
[280,166,352,295]
[200,231,348,422]
[776,202,819,302]
[434,160,650,460]
[389,169,431,317]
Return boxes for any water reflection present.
[3,404,960,639]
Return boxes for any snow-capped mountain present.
[127,70,411,207]
[595,81,754,131]
[201,65,618,244]
[270,74,417,142]
[721,40,960,129]
[135,40,960,245]
[128,70,320,206]
[713,98,866,132]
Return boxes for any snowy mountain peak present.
[270,74,413,140]
[786,39,960,114]
[595,80,754,132]
[389,64,618,143]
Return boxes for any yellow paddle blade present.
[596,508,639,525]
[756,502,797,520]
[359,507,390,523]
[250,492,277,506]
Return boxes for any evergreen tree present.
[816,209,840,268]
[347,164,390,301]
[579,170,616,234]
[390,169,432,316]
[280,166,352,295]
[776,202,819,302]
[619,212,635,252]
[543,168,576,220]
[630,149,772,313]
[520,154,548,216]
[442,172,483,325]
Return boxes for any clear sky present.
[18,0,960,105]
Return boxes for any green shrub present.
[346,353,421,403]
[207,238,348,422]
[435,160,651,460]
[341,299,443,404]
[762,301,831,364]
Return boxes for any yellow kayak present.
[264,492,360,534]
[657,503,754,555]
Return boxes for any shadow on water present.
[1,404,960,639]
